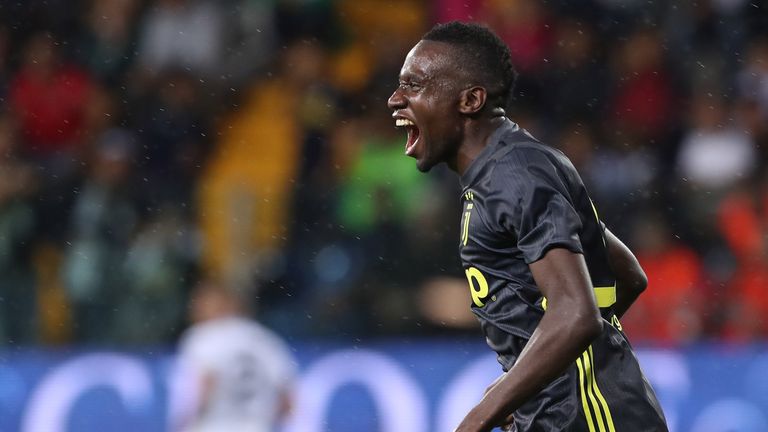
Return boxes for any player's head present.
[387,21,517,172]
[189,279,243,323]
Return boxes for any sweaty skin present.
[389,40,647,432]
[454,249,603,432]
[388,40,505,174]
[604,228,648,318]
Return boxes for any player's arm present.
[170,369,216,432]
[454,248,603,432]
[276,385,294,422]
[196,371,217,417]
[604,228,647,318]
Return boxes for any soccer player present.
[387,22,668,432]
[174,280,296,432]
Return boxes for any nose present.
[387,87,406,110]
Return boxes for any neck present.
[453,113,507,176]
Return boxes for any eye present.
[399,81,423,92]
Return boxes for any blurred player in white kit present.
[174,280,297,432]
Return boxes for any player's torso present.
[458,133,618,354]
[188,319,286,429]
[459,186,543,340]
[456,122,668,431]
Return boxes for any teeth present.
[395,118,415,127]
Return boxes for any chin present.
[415,158,436,173]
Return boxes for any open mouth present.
[395,118,421,156]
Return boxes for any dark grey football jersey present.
[457,119,667,431]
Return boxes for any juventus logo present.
[461,191,474,246]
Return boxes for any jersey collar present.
[460,117,519,188]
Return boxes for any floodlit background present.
[0,0,767,431]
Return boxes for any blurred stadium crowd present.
[0,0,766,347]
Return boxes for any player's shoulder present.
[463,120,572,188]
[490,131,570,176]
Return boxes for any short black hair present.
[423,21,517,110]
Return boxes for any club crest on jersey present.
[461,191,474,247]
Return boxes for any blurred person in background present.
[541,19,606,128]
[174,279,296,432]
[738,37,768,117]
[332,106,433,334]
[621,212,706,345]
[9,32,93,162]
[61,129,140,343]
[198,40,330,299]
[9,31,95,242]
[75,0,142,85]
[0,111,39,344]
[716,169,768,341]
[134,69,211,212]
[113,206,199,344]
[478,0,552,115]
[553,121,655,239]
[608,28,677,147]
[675,94,757,251]
[135,0,224,78]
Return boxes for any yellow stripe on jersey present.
[581,350,607,432]
[576,346,617,432]
[575,357,598,432]
[593,286,616,308]
[590,199,600,222]
[540,285,615,311]
[588,346,616,432]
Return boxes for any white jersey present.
[177,317,296,432]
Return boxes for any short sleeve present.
[488,147,583,263]
[176,327,215,372]
[258,328,297,386]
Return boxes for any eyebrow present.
[400,70,431,82]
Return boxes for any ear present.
[459,86,487,115]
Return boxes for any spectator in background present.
[10,32,93,170]
[0,112,39,344]
[738,37,768,121]
[136,0,224,78]
[481,0,551,74]
[330,0,427,105]
[480,0,552,113]
[717,170,768,341]
[676,94,757,248]
[542,19,606,127]
[622,213,705,345]
[557,121,655,238]
[135,69,211,212]
[9,32,96,243]
[218,0,279,87]
[113,207,199,344]
[198,41,329,293]
[662,0,737,92]
[677,95,756,191]
[61,129,139,343]
[75,0,141,84]
[173,279,296,432]
[330,108,433,334]
[608,28,677,146]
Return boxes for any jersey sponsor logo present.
[464,267,491,307]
